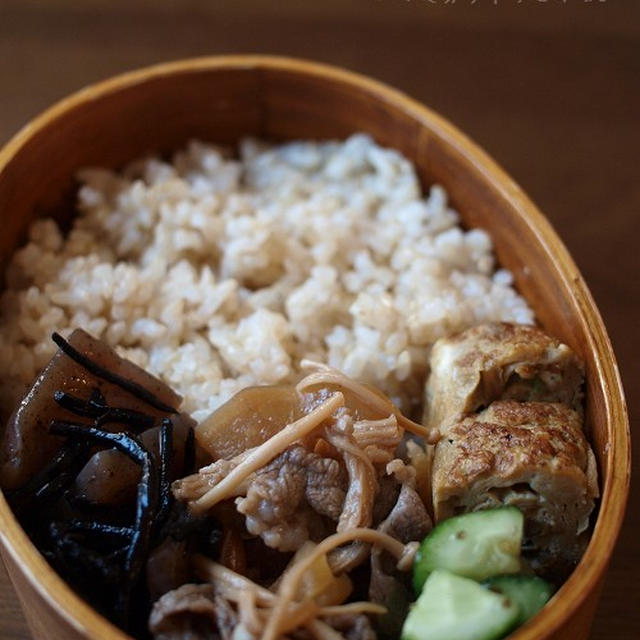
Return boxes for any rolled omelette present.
[424,322,584,435]
[432,400,599,580]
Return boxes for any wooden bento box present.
[0,56,630,640]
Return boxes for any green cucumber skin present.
[401,570,519,640]
[413,507,524,594]
[484,574,554,625]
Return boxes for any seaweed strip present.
[49,422,159,628]
[155,417,174,536]
[51,332,177,414]
[64,520,135,540]
[8,439,91,517]
[157,500,207,541]
[89,387,106,405]
[49,522,123,584]
[53,390,156,429]
[183,425,196,476]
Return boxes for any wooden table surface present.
[0,1,638,638]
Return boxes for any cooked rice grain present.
[0,135,533,421]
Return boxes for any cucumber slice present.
[413,507,523,593]
[484,574,554,625]
[401,569,519,640]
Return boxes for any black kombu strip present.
[49,521,123,584]
[53,389,156,429]
[183,426,196,476]
[65,520,135,541]
[49,422,159,629]
[51,332,177,414]
[155,417,174,537]
[8,439,91,517]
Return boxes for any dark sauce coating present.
[49,422,159,628]
[5,333,211,637]
[53,388,156,429]
[7,439,91,519]
[52,332,178,414]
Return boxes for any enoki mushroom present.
[189,392,344,512]
[194,555,388,639]
[261,527,418,640]
[172,447,256,503]
[297,360,439,443]
[352,414,402,449]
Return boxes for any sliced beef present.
[369,483,432,640]
[321,614,376,640]
[236,445,347,552]
[305,454,349,520]
[378,483,432,543]
[149,584,237,640]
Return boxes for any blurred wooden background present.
[0,0,638,638]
